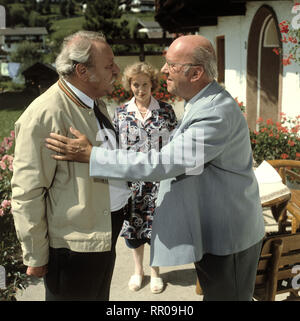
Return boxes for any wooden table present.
[262,193,291,234]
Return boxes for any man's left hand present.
[45,127,92,163]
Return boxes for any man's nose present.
[161,63,168,74]
[113,63,120,75]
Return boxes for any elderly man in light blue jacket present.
[46,35,265,301]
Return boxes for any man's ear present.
[75,63,88,81]
[190,65,204,82]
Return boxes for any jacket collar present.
[183,81,224,119]
[64,79,94,109]
[58,78,93,110]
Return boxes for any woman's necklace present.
[136,99,150,117]
[139,110,148,118]
[138,108,149,117]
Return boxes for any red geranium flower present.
[280,153,289,159]
[288,140,295,146]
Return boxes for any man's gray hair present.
[55,30,106,77]
[188,46,218,80]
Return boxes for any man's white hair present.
[55,31,106,77]
[188,46,218,80]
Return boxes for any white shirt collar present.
[126,96,160,123]
[64,79,94,109]
[127,96,160,112]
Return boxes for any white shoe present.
[150,277,164,294]
[128,274,143,291]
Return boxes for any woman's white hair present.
[55,31,106,77]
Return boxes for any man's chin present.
[107,86,115,95]
[110,77,117,85]
[103,87,114,98]
[166,86,175,96]
[105,82,115,94]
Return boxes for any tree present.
[60,0,75,18]
[28,10,52,32]
[83,0,130,40]
[3,1,51,30]
[7,3,27,27]
[66,0,75,17]
[45,32,68,64]
[44,0,51,15]
[23,0,38,13]
[36,1,44,15]
[60,0,68,17]
[10,41,43,73]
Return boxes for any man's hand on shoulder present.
[45,127,92,163]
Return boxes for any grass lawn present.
[51,16,85,39]
[0,109,23,142]
[50,12,155,40]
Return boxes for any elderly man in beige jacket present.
[11,31,131,301]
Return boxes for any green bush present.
[0,81,25,93]
[153,76,178,103]
[0,132,28,301]
[250,113,300,165]
[106,82,131,104]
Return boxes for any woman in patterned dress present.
[113,62,177,293]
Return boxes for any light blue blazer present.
[90,81,265,266]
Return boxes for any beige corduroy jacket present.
[11,79,113,267]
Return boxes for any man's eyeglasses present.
[164,61,201,73]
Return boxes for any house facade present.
[0,27,48,57]
[155,0,300,129]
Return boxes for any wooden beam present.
[154,0,247,33]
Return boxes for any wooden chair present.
[196,160,300,297]
[267,160,300,233]
[195,278,202,296]
[254,232,300,301]
[196,233,300,299]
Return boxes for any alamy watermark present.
[0,265,6,289]
[0,5,5,29]
[95,127,204,176]
[292,264,300,290]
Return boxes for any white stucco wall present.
[198,0,300,119]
